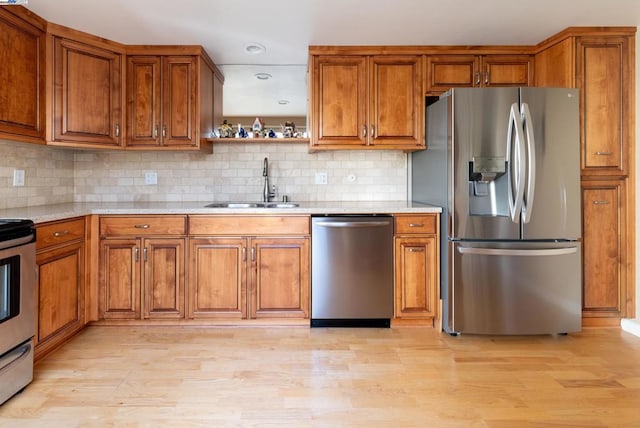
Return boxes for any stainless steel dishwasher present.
[311,215,393,327]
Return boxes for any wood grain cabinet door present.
[582,180,627,318]
[162,56,197,147]
[142,238,185,319]
[250,237,310,319]
[187,238,247,319]
[394,236,438,319]
[35,242,84,353]
[127,56,162,147]
[425,55,479,93]
[0,9,45,143]
[100,239,140,319]
[481,55,533,87]
[577,37,630,175]
[369,55,423,147]
[52,37,123,147]
[311,55,367,147]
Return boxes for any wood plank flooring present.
[1,326,639,427]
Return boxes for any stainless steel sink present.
[204,202,299,208]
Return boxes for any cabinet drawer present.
[395,215,437,234]
[189,215,310,236]
[100,216,186,236]
[37,218,85,249]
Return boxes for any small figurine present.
[268,128,276,138]
[218,120,234,138]
[252,117,264,137]
[283,121,296,138]
[238,124,248,138]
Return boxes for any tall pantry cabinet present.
[535,28,636,325]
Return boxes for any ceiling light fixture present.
[244,42,266,55]
[278,100,290,105]
[255,73,272,80]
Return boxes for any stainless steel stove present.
[0,219,36,405]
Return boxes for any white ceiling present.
[24,0,640,117]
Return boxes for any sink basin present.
[204,202,299,209]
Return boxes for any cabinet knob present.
[115,124,120,137]
[134,224,150,229]
[595,151,613,156]
[362,125,367,138]
[593,200,610,205]
[408,247,425,253]
[475,72,481,85]
[53,230,69,238]
[484,71,489,85]
[408,223,424,228]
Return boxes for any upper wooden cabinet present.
[126,49,220,151]
[309,54,424,151]
[425,54,533,93]
[49,27,125,149]
[535,29,635,177]
[0,7,46,144]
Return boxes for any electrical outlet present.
[145,172,158,185]
[13,169,25,187]
[315,172,328,185]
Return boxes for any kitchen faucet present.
[262,157,276,202]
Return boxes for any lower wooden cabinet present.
[188,236,310,319]
[100,237,185,320]
[98,216,187,320]
[393,214,440,323]
[581,179,628,321]
[35,218,85,361]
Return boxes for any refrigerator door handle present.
[521,102,536,224]
[457,246,578,257]
[507,103,525,223]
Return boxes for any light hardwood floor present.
[1,326,639,427]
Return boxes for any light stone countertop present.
[0,201,441,224]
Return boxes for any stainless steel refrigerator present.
[411,87,581,335]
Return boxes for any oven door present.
[0,240,35,353]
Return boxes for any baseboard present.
[621,319,640,337]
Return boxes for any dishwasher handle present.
[314,220,391,228]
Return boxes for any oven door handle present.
[0,342,31,375]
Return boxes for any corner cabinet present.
[535,27,636,323]
[0,7,46,144]
[35,217,86,361]
[309,53,424,151]
[126,49,220,151]
[49,26,125,149]
[425,54,533,94]
[187,216,310,320]
[98,216,186,320]
[393,214,440,324]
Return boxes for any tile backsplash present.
[74,143,408,203]
[0,140,75,209]
[1,140,408,208]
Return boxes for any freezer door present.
[451,88,521,240]
[519,88,581,240]
[448,241,581,335]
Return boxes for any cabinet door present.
[425,55,479,93]
[482,55,533,87]
[100,239,140,319]
[582,180,627,319]
[250,237,310,319]
[127,56,162,147]
[162,56,197,147]
[394,236,438,319]
[187,238,246,319]
[0,9,45,143]
[52,37,123,147]
[143,238,185,319]
[35,242,84,359]
[577,37,630,175]
[311,55,367,147]
[369,56,424,148]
